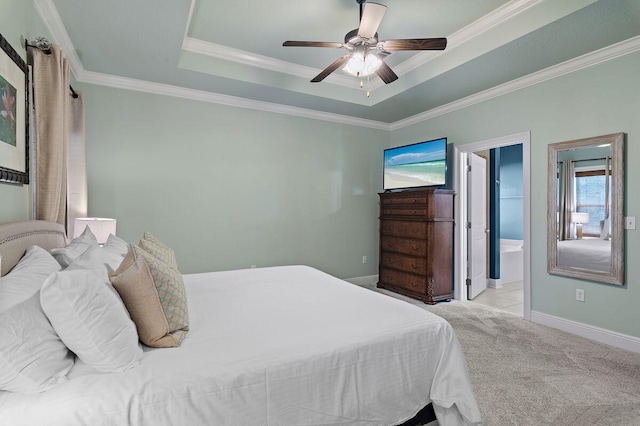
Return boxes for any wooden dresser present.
[378,189,455,304]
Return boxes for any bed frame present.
[0,220,67,276]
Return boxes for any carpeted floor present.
[364,285,640,425]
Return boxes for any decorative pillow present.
[0,294,74,394]
[110,244,189,348]
[50,226,98,268]
[40,267,142,373]
[0,245,61,312]
[139,232,178,270]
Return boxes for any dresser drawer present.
[381,195,428,206]
[381,208,428,217]
[380,236,427,257]
[380,252,426,275]
[381,220,427,238]
[379,268,427,294]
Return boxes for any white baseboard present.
[344,275,379,286]
[531,310,640,354]
[487,278,502,289]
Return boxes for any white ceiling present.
[38,0,640,128]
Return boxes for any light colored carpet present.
[364,285,640,425]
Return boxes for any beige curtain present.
[558,160,575,241]
[32,45,87,236]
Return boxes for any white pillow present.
[67,244,127,276]
[40,267,142,373]
[0,245,61,312]
[103,234,128,257]
[0,294,74,394]
[50,226,98,268]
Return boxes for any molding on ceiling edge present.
[390,35,640,131]
[33,0,640,133]
[77,70,392,131]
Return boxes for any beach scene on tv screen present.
[384,139,446,189]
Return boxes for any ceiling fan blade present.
[357,2,387,39]
[283,41,343,48]
[380,38,447,51]
[375,60,398,84]
[311,54,351,83]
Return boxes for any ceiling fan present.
[282,0,447,85]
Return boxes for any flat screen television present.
[383,137,447,190]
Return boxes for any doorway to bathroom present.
[453,132,531,320]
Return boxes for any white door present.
[468,153,488,299]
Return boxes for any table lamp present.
[74,218,117,245]
[571,212,589,239]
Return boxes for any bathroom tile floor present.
[471,281,523,317]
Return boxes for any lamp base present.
[576,224,583,239]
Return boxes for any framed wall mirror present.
[547,133,624,285]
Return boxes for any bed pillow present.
[67,243,127,277]
[103,233,129,257]
[0,245,61,312]
[40,267,142,373]
[0,294,74,394]
[139,232,179,270]
[50,226,98,268]
[110,244,189,348]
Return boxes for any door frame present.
[453,131,531,320]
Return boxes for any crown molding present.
[77,70,391,131]
[391,0,543,78]
[182,37,358,89]
[390,35,640,131]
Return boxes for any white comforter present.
[0,265,480,425]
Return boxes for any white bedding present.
[557,238,611,272]
[0,265,480,425]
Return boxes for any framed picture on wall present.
[0,33,29,185]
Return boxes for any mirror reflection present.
[547,133,624,285]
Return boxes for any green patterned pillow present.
[110,244,188,347]
[139,232,178,270]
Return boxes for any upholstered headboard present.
[0,220,67,276]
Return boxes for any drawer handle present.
[387,243,394,248]
[412,199,417,203]
[412,245,419,251]
[412,228,420,234]
[411,263,417,269]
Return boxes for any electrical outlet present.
[250,265,256,269]
[576,289,585,302]
[362,256,368,264]
[625,216,636,230]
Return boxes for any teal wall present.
[78,84,388,279]
[391,52,640,338]
[499,144,523,240]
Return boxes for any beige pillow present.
[110,245,188,348]
[139,232,178,270]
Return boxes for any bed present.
[0,220,481,426]
[556,238,611,272]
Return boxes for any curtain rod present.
[557,157,608,163]
[25,40,79,99]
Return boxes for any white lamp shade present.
[74,218,117,244]
[571,212,590,224]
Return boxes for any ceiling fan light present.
[343,51,365,75]
[363,53,382,75]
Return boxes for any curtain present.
[32,45,87,236]
[558,160,575,240]
[600,156,610,240]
